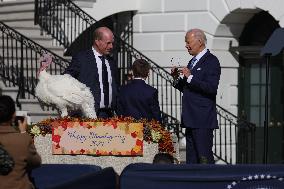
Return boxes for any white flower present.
[151,130,161,143]
[30,125,41,136]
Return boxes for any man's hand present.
[181,67,191,78]
[171,66,180,80]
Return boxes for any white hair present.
[187,28,207,45]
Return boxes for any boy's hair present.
[153,153,174,164]
[0,95,15,124]
[132,59,151,78]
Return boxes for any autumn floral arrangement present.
[28,116,175,155]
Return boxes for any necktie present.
[188,57,197,70]
[99,56,109,107]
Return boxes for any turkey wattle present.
[35,54,97,118]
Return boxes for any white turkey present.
[35,53,97,118]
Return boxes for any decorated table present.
[30,117,179,174]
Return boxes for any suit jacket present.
[64,49,118,113]
[117,79,162,122]
[174,50,221,129]
[0,126,41,189]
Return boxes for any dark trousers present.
[185,128,214,164]
[97,108,114,119]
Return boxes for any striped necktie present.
[189,57,197,70]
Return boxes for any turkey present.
[35,53,97,119]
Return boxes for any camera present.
[14,116,25,127]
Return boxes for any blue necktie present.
[99,56,109,107]
[188,57,197,70]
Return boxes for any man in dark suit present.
[117,59,162,123]
[64,27,118,118]
[171,29,221,164]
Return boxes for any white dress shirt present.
[92,47,112,108]
[187,48,208,83]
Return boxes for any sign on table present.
[52,121,143,156]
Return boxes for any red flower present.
[52,135,61,143]
[80,149,85,154]
[131,132,137,138]
[136,139,143,146]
